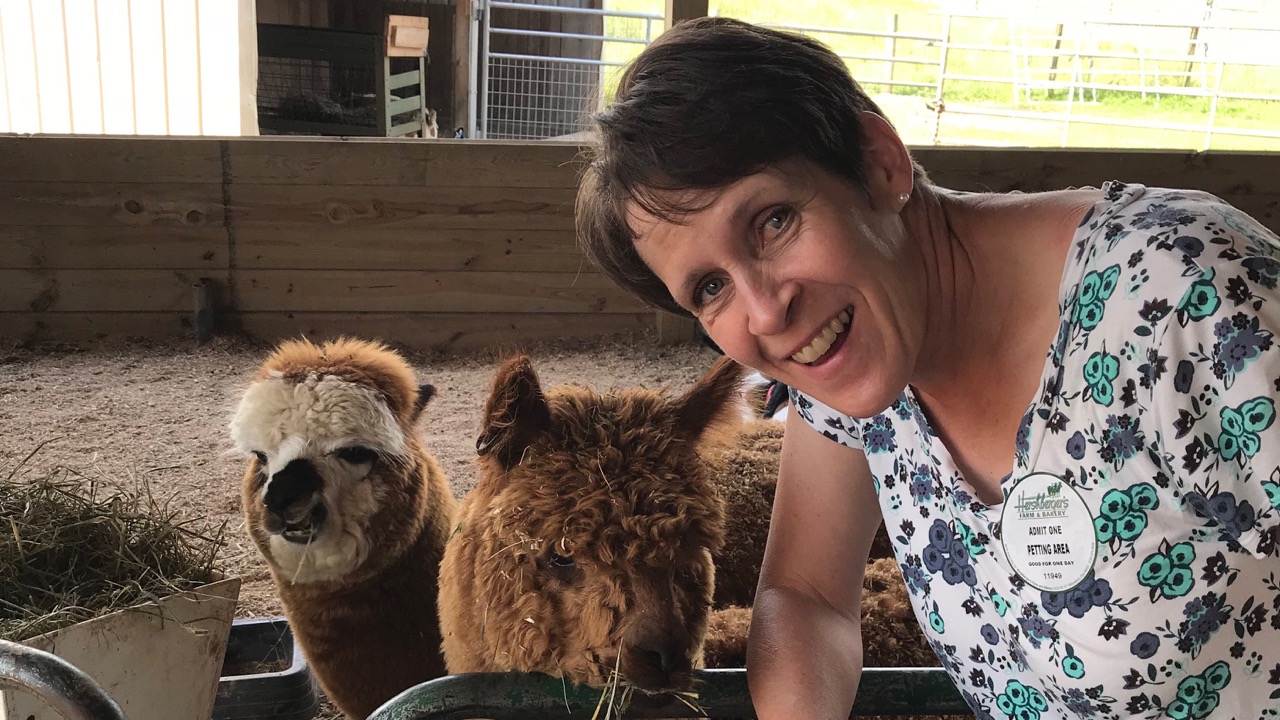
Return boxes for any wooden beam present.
[239,0,260,134]
[0,268,647,315]
[665,0,707,30]
[224,138,582,188]
[0,137,221,183]
[0,182,224,228]
[0,227,225,270]
[235,228,582,271]
[235,269,647,313]
[656,312,696,345]
[238,311,655,353]
[228,183,579,232]
[0,269,210,313]
[0,311,656,352]
[452,0,474,136]
[0,312,195,345]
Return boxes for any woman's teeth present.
[792,307,852,364]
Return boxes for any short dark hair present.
[576,16,926,317]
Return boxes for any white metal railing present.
[472,4,1280,149]
[475,0,662,139]
[769,12,1280,150]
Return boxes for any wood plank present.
[229,184,578,232]
[0,269,210,313]
[225,138,583,187]
[0,182,224,227]
[236,270,648,313]
[0,137,223,183]
[656,312,696,345]
[0,311,656,352]
[236,228,583,271]
[452,0,473,135]
[0,227,227,269]
[0,312,194,344]
[238,311,656,353]
[915,148,1280,201]
[666,0,708,28]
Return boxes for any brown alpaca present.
[229,337,458,719]
[706,420,895,610]
[438,354,748,695]
[699,422,964,720]
[701,559,938,670]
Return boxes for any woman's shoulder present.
[1067,181,1279,292]
[1057,181,1280,361]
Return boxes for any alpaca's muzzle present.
[618,628,694,693]
[262,458,327,542]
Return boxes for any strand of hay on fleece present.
[0,448,227,642]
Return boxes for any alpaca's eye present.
[251,451,267,465]
[335,446,378,465]
[548,552,575,569]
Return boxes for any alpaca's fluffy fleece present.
[438,354,747,694]
[232,337,457,719]
[708,420,895,609]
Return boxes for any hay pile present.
[0,460,227,641]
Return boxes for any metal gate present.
[468,0,662,139]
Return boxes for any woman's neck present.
[904,186,1094,421]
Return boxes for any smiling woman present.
[576,16,1280,720]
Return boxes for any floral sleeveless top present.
[791,182,1280,720]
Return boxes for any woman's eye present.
[761,206,792,236]
[695,277,725,305]
[335,445,378,464]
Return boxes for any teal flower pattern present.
[1095,483,1159,545]
[1083,350,1121,406]
[1074,264,1121,331]
[1138,541,1197,599]
[995,679,1049,720]
[1217,396,1275,464]
[789,183,1280,720]
[1164,661,1230,720]
[1176,269,1222,323]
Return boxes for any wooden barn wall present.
[0,136,1277,352]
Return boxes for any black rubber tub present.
[212,617,320,720]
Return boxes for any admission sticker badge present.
[1000,472,1097,592]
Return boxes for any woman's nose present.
[742,274,794,337]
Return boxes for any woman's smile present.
[790,305,853,365]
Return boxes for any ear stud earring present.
[896,192,911,206]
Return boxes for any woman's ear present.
[857,111,915,209]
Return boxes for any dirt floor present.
[0,329,720,718]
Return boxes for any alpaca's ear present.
[672,356,748,448]
[411,383,436,422]
[477,355,550,469]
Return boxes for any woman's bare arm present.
[746,408,884,719]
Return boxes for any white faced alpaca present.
[229,337,458,719]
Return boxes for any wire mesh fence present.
[258,57,382,131]
[479,0,661,139]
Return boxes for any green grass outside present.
[595,0,1280,151]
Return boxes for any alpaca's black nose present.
[639,646,671,673]
[623,633,688,692]
[262,459,325,540]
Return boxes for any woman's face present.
[631,155,924,419]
